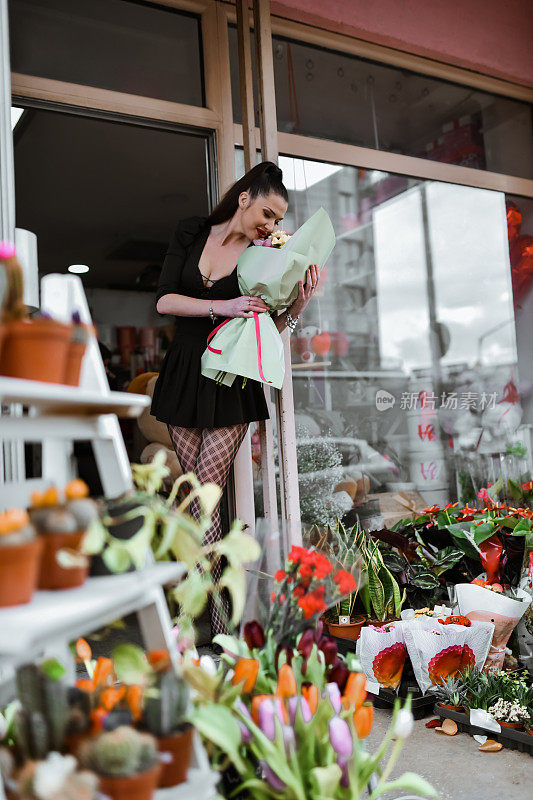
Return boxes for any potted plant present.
[142,659,193,788]
[30,481,97,590]
[0,509,42,607]
[7,751,98,800]
[487,698,529,730]
[325,522,365,641]
[79,726,160,800]
[434,675,465,712]
[13,661,70,761]
[63,311,92,386]
[0,243,72,383]
[524,711,533,736]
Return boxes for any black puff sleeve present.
[155,216,208,309]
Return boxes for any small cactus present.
[142,670,189,738]
[14,663,69,759]
[79,726,157,777]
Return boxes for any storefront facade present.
[1,0,533,551]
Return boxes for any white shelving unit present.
[0,276,218,799]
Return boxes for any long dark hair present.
[207,161,288,226]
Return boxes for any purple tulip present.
[340,761,350,788]
[323,682,342,714]
[243,620,265,650]
[282,725,296,754]
[288,695,312,724]
[297,628,315,659]
[275,642,294,670]
[315,619,323,640]
[328,659,350,692]
[318,636,338,666]
[257,698,284,741]
[329,716,353,759]
[260,761,286,791]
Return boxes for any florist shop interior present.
[1,1,533,799]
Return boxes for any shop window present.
[229,27,533,180]
[238,153,532,530]
[9,0,204,106]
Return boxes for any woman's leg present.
[167,425,202,474]
[194,424,249,636]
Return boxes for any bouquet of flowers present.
[201,207,335,389]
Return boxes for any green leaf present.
[190,705,246,773]
[212,634,247,658]
[195,482,222,516]
[125,523,153,569]
[508,479,523,501]
[370,772,439,799]
[102,543,131,573]
[81,520,107,555]
[309,764,342,797]
[40,659,66,681]
[512,518,533,535]
[174,569,209,618]
[472,522,495,544]
[216,523,261,567]
[219,565,246,626]
[112,643,151,684]
[170,514,204,567]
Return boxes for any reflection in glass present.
[237,153,531,531]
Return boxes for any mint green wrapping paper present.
[201,207,335,389]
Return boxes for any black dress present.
[150,216,270,428]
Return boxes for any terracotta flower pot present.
[525,727,533,736]
[0,537,43,607]
[437,702,464,713]
[97,764,161,800]
[38,531,88,590]
[157,724,194,788]
[498,719,523,730]
[63,341,87,386]
[327,615,366,641]
[0,318,71,383]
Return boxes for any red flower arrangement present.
[265,545,358,642]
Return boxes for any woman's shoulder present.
[173,215,209,245]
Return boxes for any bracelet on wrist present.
[286,310,299,332]
[209,301,218,324]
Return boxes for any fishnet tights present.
[167,423,248,637]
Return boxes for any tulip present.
[302,683,319,714]
[329,716,353,759]
[276,664,297,698]
[199,654,217,676]
[260,761,286,791]
[323,682,342,714]
[328,660,350,692]
[297,628,315,659]
[243,620,265,650]
[318,636,338,666]
[232,658,259,693]
[258,698,285,740]
[353,703,373,739]
[342,672,367,710]
[393,708,414,739]
[288,695,312,724]
[282,724,296,754]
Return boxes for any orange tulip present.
[302,684,319,714]
[276,664,297,699]
[232,658,260,693]
[100,686,126,711]
[75,678,94,693]
[353,702,374,738]
[342,672,367,710]
[125,684,144,721]
[89,707,108,735]
[147,649,171,671]
[75,638,92,662]
[251,694,273,724]
[92,657,114,688]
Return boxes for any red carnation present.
[288,545,309,564]
[334,569,357,596]
[275,569,287,583]
[297,587,327,619]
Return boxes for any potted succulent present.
[142,659,193,788]
[6,751,98,800]
[487,698,529,730]
[29,480,97,590]
[0,509,42,607]
[14,662,70,761]
[434,675,465,712]
[0,243,72,383]
[79,726,160,800]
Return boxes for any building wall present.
[267,0,533,88]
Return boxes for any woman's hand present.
[289,265,319,318]
[217,295,269,318]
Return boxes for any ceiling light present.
[68,264,90,274]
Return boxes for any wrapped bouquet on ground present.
[201,207,335,389]
[356,622,406,691]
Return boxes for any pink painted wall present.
[266,0,533,88]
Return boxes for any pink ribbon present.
[206,313,271,384]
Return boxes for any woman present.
[151,161,319,634]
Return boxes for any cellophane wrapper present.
[356,623,406,690]
[402,617,494,694]
[201,207,335,389]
